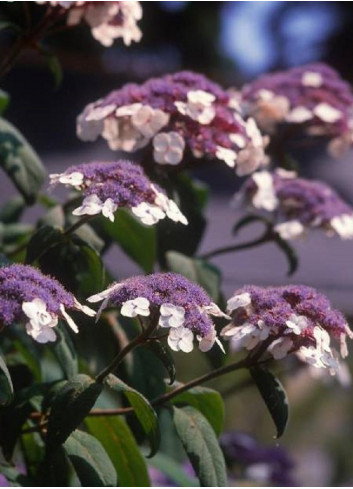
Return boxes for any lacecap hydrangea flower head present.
[88,272,229,353]
[77,71,269,176]
[50,160,187,226]
[222,285,353,376]
[240,63,353,157]
[0,264,95,343]
[37,1,142,47]
[239,169,353,240]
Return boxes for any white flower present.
[328,133,353,158]
[73,194,105,217]
[330,214,353,239]
[131,105,169,138]
[153,132,185,165]
[73,298,96,317]
[227,293,251,313]
[313,103,342,123]
[60,304,79,334]
[85,104,116,122]
[168,326,194,353]
[198,327,225,353]
[274,220,305,240]
[285,314,308,335]
[301,71,323,87]
[268,337,293,360]
[87,282,123,320]
[151,186,188,225]
[77,103,104,141]
[101,198,118,222]
[251,90,290,131]
[159,303,185,328]
[22,298,58,343]
[121,297,150,318]
[50,171,84,188]
[221,322,269,351]
[201,302,231,320]
[131,202,166,225]
[251,171,278,211]
[286,106,313,123]
[215,146,237,168]
[175,90,216,125]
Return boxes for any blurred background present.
[2,2,353,485]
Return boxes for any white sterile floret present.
[22,298,58,343]
[153,132,185,165]
[73,194,105,217]
[50,171,84,188]
[159,303,185,328]
[251,90,290,131]
[131,106,170,138]
[274,220,305,240]
[121,297,150,318]
[131,202,166,225]
[301,71,323,87]
[286,106,313,123]
[168,326,194,353]
[285,314,308,335]
[59,304,79,333]
[229,133,246,148]
[252,171,279,211]
[152,187,188,225]
[202,302,231,320]
[198,327,225,353]
[313,103,342,123]
[215,146,237,168]
[175,90,216,125]
[77,103,104,141]
[268,337,293,360]
[74,298,96,317]
[227,292,251,313]
[101,198,118,222]
[85,104,116,122]
[330,214,353,239]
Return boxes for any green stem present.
[200,234,272,260]
[95,318,159,383]
[63,215,92,236]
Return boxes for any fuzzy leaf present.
[146,340,176,385]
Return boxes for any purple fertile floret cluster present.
[109,272,214,337]
[0,264,75,326]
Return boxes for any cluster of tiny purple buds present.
[240,169,353,240]
[87,272,229,353]
[240,62,353,157]
[36,1,142,47]
[221,284,353,376]
[77,71,269,176]
[0,264,95,343]
[50,160,187,226]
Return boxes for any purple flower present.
[240,169,353,240]
[0,264,95,343]
[0,474,9,487]
[240,62,353,156]
[37,2,142,47]
[87,272,228,353]
[77,71,269,176]
[50,160,187,226]
[221,431,296,486]
[222,285,353,375]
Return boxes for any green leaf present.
[250,367,289,438]
[173,406,227,487]
[0,89,10,115]
[102,209,156,273]
[0,117,45,204]
[64,430,117,486]
[0,196,25,224]
[0,354,14,406]
[25,225,63,264]
[46,374,103,452]
[166,250,221,301]
[44,53,63,89]
[233,214,270,235]
[146,340,176,385]
[105,373,160,457]
[171,385,224,436]
[51,324,78,380]
[149,452,198,486]
[273,234,298,276]
[86,416,150,487]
